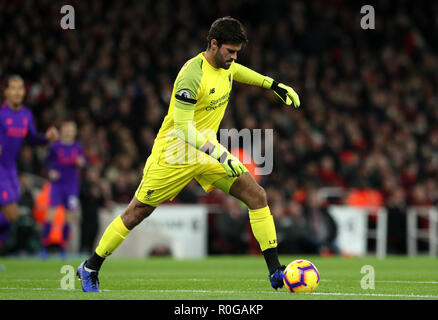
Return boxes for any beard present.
[214,50,233,69]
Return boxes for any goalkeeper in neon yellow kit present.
[77,17,300,292]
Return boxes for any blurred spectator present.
[345,178,384,208]
[386,186,407,254]
[317,155,344,187]
[0,175,40,256]
[302,189,338,255]
[79,166,110,255]
[214,197,248,254]
[18,145,41,174]
[275,199,311,254]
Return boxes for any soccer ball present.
[283,259,320,293]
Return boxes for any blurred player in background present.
[0,75,59,251]
[78,17,300,292]
[41,121,85,259]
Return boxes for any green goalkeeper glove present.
[263,77,300,108]
[202,142,245,178]
[220,152,245,178]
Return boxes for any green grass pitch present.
[0,255,437,300]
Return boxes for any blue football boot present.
[77,261,100,292]
[269,265,286,290]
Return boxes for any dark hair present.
[7,74,24,86]
[207,17,247,48]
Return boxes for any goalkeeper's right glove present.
[204,142,245,178]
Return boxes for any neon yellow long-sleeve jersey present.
[150,52,272,166]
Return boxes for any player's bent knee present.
[252,186,268,209]
[243,185,267,210]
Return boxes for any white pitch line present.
[0,279,57,282]
[127,278,438,284]
[320,279,438,284]
[106,289,438,298]
[306,292,438,299]
[129,278,438,285]
[0,287,53,291]
[1,287,437,299]
[2,278,438,285]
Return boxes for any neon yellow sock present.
[95,215,131,258]
[248,206,277,252]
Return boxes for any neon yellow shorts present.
[134,155,248,207]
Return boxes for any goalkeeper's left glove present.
[263,77,300,108]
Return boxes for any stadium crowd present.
[1,0,438,255]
